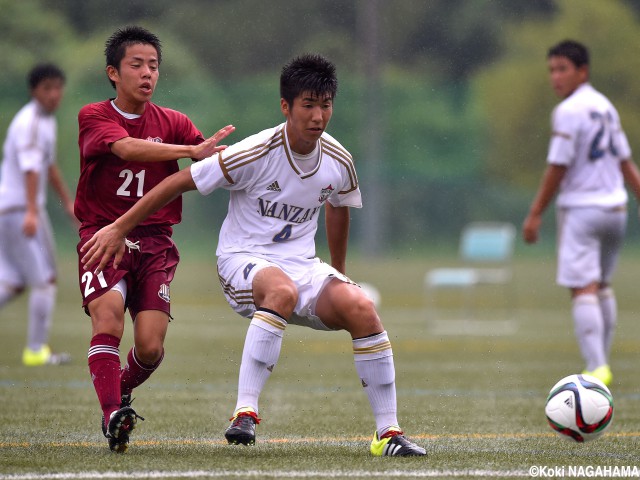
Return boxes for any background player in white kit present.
[0,63,76,366]
[523,40,640,386]
[81,54,426,457]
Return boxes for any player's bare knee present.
[136,343,164,364]
[261,283,298,314]
[341,294,382,333]
[351,291,378,318]
[0,283,25,296]
[90,305,125,337]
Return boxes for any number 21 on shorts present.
[81,270,108,299]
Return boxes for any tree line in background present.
[2,0,640,253]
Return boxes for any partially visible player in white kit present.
[80,54,426,457]
[523,40,640,386]
[0,63,77,366]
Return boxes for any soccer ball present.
[545,374,613,442]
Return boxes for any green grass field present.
[1,248,639,479]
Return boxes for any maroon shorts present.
[77,226,179,320]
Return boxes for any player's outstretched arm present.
[111,124,235,163]
[80,167,197,274]
[191,125,236,160]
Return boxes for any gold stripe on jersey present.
[321,138,358,194]
[218,129,284,184]
[353,340,392,355]
[218,273,253,305]
[552,130,572,140]
[217,153,233,184]
[253,311,287,331]
[26,109,42,150]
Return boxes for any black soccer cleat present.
[225,410,260,446]
[101,403,144,453]
[370,430,427,456]
[120,393,133,409]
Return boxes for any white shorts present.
[0,210,56,288]
[556,206,626,288]
[217,253,354,330]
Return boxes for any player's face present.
[281,92,333,155]
[32,78,64,114]
[548,55,588,99]
[107,43,159,114]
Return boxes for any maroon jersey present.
[75,100,204,235]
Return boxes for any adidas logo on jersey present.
[267,181,281,192]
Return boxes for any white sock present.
[353,331,400,437]
[598,288,617,359]
[27,284,56,351]
[0,284,19,309]
[573,294,606,371]
[234,309,286,415]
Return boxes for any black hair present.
[547,40,589,68]
[104,26,162,88]
[27,63,65,90]
[280,54,338,106]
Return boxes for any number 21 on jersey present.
[117,169,146,197]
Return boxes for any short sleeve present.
[547,106,579,166]
[190,154,229,195]
[13,116,46,172]
[328,187,362,208]
[78,106,129,159]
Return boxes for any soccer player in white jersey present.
[523,40,640,386]
[80,54,426,457]
[0,64,77,366]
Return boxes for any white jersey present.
[0,99,56,212]
[191,123,362,258]
[548,83,631,208]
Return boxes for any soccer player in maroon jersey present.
[74,25,234,453]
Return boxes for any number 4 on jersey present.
[273,224,293,242]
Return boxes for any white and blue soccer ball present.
[545,374,613,443]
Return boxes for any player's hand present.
[80,223,127,274]
[22,211,39,237]
[522,214,541,244]
[192,125,236,161]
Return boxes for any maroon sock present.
[120,347,164,396]
[88,334,122,425]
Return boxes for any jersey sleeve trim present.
[219,129,284,185]
[26,110,41,150]
[551,130,572,140]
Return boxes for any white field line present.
[0,469,530,479]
